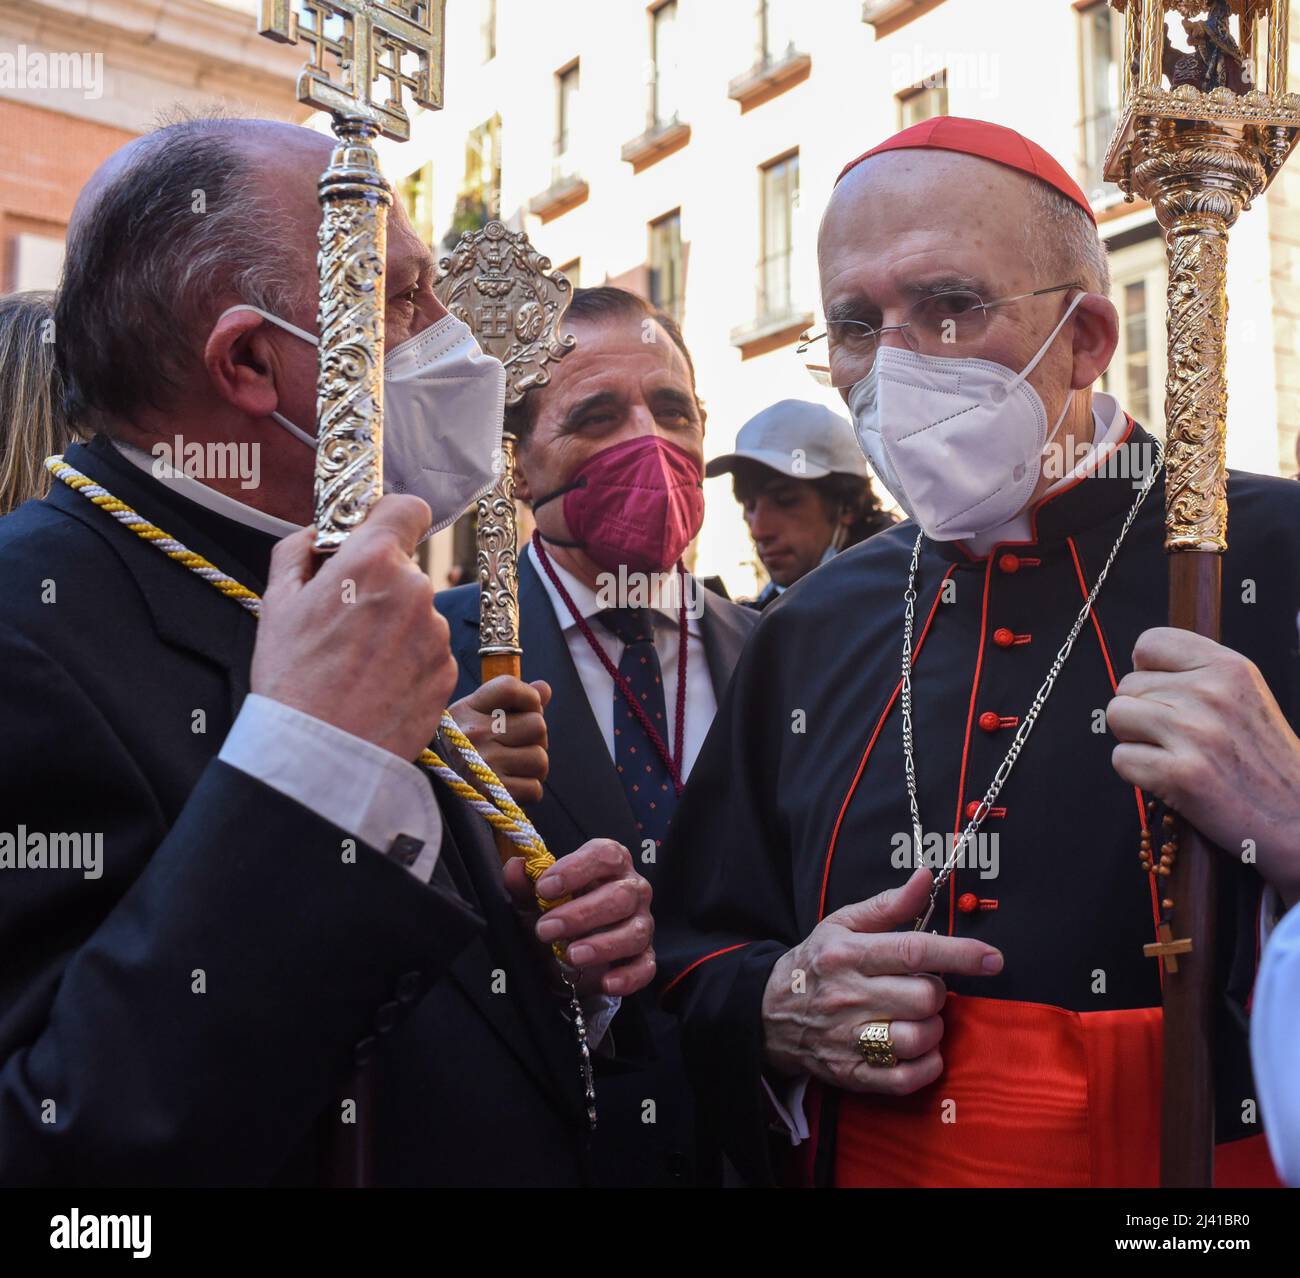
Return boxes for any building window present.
[1103,232,1167,433]
[398,161,435,248]
[897,71,947,128]
[556,61,580,178]
[466,114,502,217]
[649,210,683,324]
[757,0,798,65]
[862,1,947,39]
[9,232,65,292]
[1120,280,1151,425]
[559,258,582,290]
[1078,0,1124,205]
[481,0,497,63]
[444,114,501,249]
[651,1,682,128]
[759,151,798,321]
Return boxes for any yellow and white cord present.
[46,454,562,911]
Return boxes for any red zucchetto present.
[837,115,1097,225]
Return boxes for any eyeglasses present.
[798,282,1084,389]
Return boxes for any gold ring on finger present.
[857,1020,896,1069]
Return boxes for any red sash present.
[828,994,1280,1188]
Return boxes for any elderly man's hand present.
[1108,628,1300,909]
[503,840,655,998]
[760,870,1003,1094]
[448,676,551,804]
[252,495,457,761]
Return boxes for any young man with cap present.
[654,117,1300,1187]
[707,399,895,611]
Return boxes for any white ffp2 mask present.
[218,305,506,536]
[848,292,1083,541]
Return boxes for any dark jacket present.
[437,550,757,1184]
[655,422,1300,1185]
[0,437,599,1187]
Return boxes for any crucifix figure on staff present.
[652,95,1300,1185]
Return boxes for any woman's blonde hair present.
[0,290,80,514]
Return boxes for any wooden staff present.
[1104,0,1300,1185]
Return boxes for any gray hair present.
[1026,181,1111,295]
[55,116,311,433]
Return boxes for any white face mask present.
[217,305,506,536]
[847,292,1083,541]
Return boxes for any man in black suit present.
[0,118,655,1187]
[437,288,758,1184]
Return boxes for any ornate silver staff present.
[433,221,576,682]
[258,0,447,550]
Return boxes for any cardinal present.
[654,117,1300,1188]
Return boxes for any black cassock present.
[655,421,1300,1187]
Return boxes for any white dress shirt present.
[527,540,715,781]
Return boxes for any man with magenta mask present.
[438,285,757,1186]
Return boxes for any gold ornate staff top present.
[259,1,447,549]
[434,222,576,677]
[1105,0,1300,552]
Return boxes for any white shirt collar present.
[962,391,1129,556]
[527,540,703,635]
[111,440,303,540]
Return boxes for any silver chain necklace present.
[902,446,1163,932]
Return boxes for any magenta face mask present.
[533,436,705,573]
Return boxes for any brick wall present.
[0,99,135,291]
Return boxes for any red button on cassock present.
[993,627,1015,648]
[957,892,980,915]
[978,711,1001,733]
[998,553,1020,574]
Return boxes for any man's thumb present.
[532,679,553,709]
[827,868,934,934]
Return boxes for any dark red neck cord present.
[532,531,687,797]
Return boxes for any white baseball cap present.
[706,399,866,480]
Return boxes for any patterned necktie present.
[595,606,676,853]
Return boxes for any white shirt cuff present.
[761,1073,811,1145]
[218,693,442,883]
